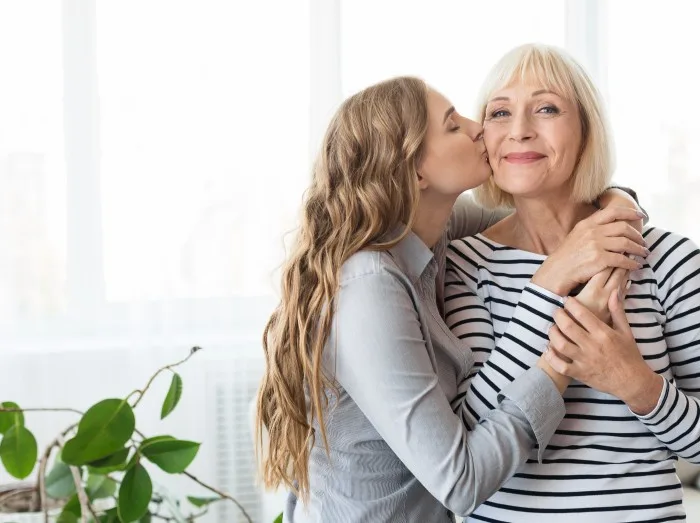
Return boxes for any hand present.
[574,266,630,324]
[598,188,646,234]
[532,206,648,296]
[536,358,571,394]
[544,291,664,415]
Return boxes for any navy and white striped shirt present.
[445,226,700,522]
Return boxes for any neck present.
[412,192,456,249]
[510,191,595,255]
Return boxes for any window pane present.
[606,0,699,239]
[341,0,566,115]
[0,1,65,331]
[97,1,310,301]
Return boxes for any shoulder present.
[447,233,509,270]
[642,226,700,290]
[339,249,411,289]
[643,226,699,267]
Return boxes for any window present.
[605,0,699,239]
[341,0,567,116]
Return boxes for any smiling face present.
[417,88,492,198]
[483,83,583,200]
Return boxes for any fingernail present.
[644,248,651,256]
[636,210,648,219]
[626,280,632,290]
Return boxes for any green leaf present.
[140,439,200,474]
[187,495,221,507]
[56,513,79,523]
[0,425,38,478]
[274,512,283,523]
[87,447,130,473]
[139,513,152,523]
[0,401,23,435]
[160,373,183,420]
[87,473,117,499]
[98,508,119,523]
[62,399,135,466]
[118,462,152,522]
[45,456,77,499]
[56,494,81,522]
[140,435,175,446]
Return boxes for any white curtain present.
[2,1,698,522]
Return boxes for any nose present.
[464,118,484,142]
[509,112,535,142]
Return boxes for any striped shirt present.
[445,226,700,522]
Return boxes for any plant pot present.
[0,483,62,522]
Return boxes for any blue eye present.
[538,105,559,114]
[490,110,509,118]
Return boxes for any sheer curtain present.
[2,1,696,522]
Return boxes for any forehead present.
[486,63,576,105]
[427,88,450,109]
[489,83,564,100]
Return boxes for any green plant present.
[0,347,254,522]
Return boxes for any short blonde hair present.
[474,43,614,209]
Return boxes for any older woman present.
[445,44,700,522]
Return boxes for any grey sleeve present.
[448,193,511,241]
[329,271,564,516]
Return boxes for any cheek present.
[483,128,499,154]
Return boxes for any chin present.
[493,170,545,196]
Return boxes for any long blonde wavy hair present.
[256,76,429,499]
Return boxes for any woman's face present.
[483,83,582,199]
[417,89,491,197]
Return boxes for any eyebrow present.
[487,89,559,104]
[443,106,455,124]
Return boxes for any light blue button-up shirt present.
[284,195,566,522]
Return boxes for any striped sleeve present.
[445,244,565,459]
[634,228,700,463]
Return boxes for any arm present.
[330,270,565,515]
[547,230,700,462]
[448,192,509,240]
[632,231,700,462]
[444,249,568,462]
[448,186,647,242]
[598,186,648,231]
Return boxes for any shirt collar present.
[387,226,435,283]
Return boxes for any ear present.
[416,171,430,190]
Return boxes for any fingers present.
[561,296,610,337]
[591,206,647,226]
[548,325,579,360]
[603,252,643,272]
[601,221,646,246]
[604,267,629,294]
[554,304,593,345]
[544,346,575,377]
[602,237,650,258]
[587,267,614,290]
[608,290,632,335]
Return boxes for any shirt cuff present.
[497,366,565,462]
[514,283,565,351]
[635,377,670,422]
